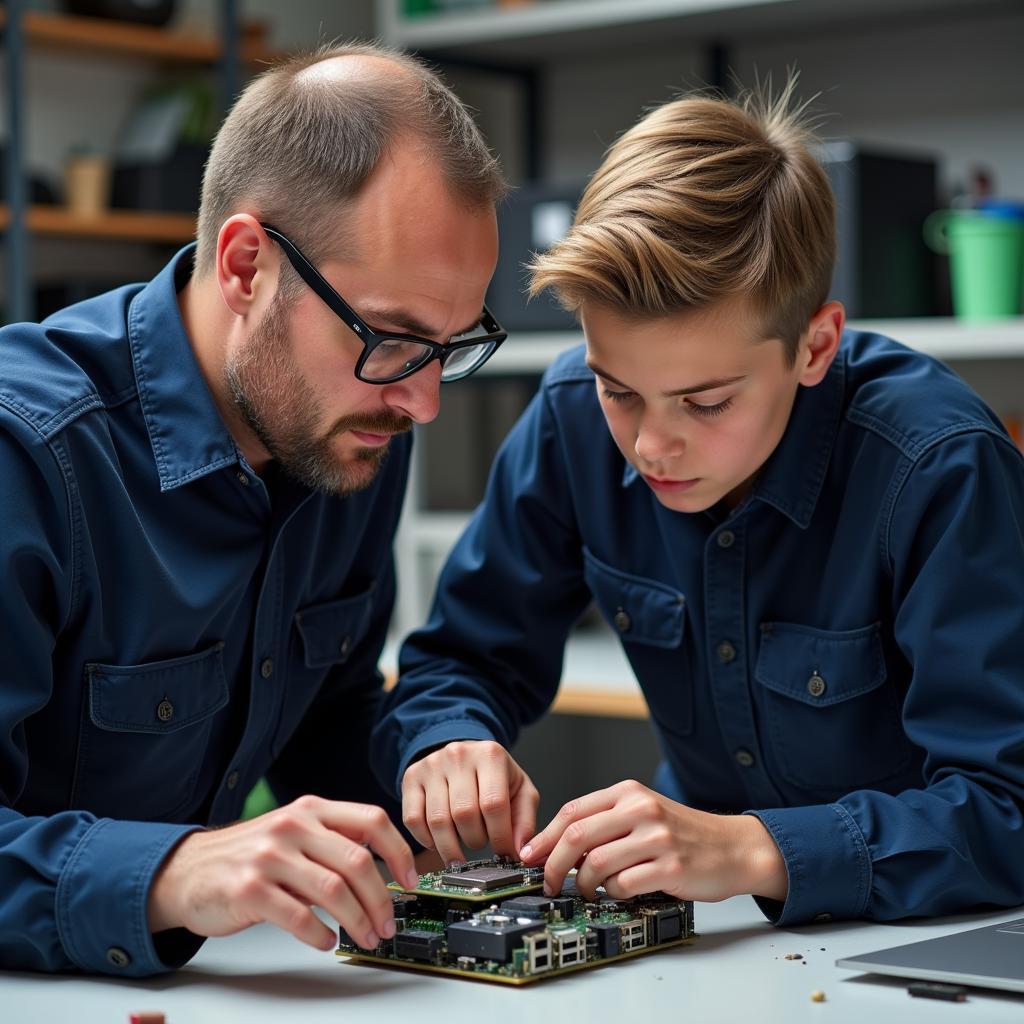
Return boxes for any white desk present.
[6,898,1023,1023]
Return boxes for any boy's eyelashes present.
[600,386,734,418]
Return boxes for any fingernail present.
[405,870,420,889]
[520,844,532,860]
[543,883,554,897]
[381,919,396,939]
[364,930,379,948]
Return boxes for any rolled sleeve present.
[56,818,203,976]
[745,803,871,926]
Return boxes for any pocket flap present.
[294,584,376,669]
[755,622,886,706]
[582,547,684,648]
[88,641,228,734]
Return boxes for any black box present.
[111,141,208,213]
[821,143,938,317]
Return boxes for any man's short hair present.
[529,77,835,365]
[194,41,507,279]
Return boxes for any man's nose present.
[380,360,443,425]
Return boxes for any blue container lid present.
[978,199,1024,220]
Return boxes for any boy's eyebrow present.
[588,362,746,396]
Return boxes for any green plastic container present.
[925,209,1024,319]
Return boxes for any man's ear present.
[797,301,845,387]
[215,215,279,317]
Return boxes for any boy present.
[373,83,1024,925]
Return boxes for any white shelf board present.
[380,0,998,60]
[482,318,1024,375]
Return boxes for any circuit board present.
[337,857,695,985]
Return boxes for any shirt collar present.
[127,244,241,491]
[620,349,846,529]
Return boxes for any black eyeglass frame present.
[261,224,507,384]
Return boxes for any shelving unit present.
[0,3,286,321]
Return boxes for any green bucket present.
[925,209,1024,319]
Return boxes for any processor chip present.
[441,867,526,891]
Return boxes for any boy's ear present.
[797,301,845,386]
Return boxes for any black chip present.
[501,895,553,916]
[441,866,525,890]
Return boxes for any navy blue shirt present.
[0,248,410,975]
[376,334,1024,926]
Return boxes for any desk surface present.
[7,898,1023,1024]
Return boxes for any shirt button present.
[717,530,735,548]
[236,471,250,486]
[613,609,632,633]
[156,699,174,723]
[260,658,274,679]
[106,946,130,968]
[339,636,352,658]
[226,771,240,790]
[735,748,755,768]
[807,672,827,698]
[717,640,737,663]
[812,912,833,924]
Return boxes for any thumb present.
[510,769,540,855]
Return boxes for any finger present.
[422,776,467,866]
[475,751,515,856]
[521,788,618,864]
[402,775,434,853]
[253,879,340,952]
[509,772,540,856]
[601,861,670,901]
[325,840,400,947]
[573,835,648,899]
[542,806,632,897]
[322,802,419,891]
[446,766,490,852]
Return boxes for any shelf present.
[0,9,282,65]
[0,205,196,244]
[480,318,1024,376]
[380,0,1004,60]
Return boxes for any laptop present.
[836,915,1024,993]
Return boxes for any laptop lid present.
[836,916,1024,994]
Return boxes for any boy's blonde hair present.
[529,79,835,364]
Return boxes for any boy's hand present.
[148,795,418,952]
[401,740,540,865]
[519,779,788,904]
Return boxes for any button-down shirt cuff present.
[744,803,871,926]
[55,817,204,976]
[396,719,499,794]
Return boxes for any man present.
[0,43,505,975]
[374,84,1024,925]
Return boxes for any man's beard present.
[223,294,412,497]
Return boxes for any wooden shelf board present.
[0,205,196,243]
[0,9,283,65]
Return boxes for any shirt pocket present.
[582,546,692,735]
[272,584,379,758]
[74,641,229,821]
[754,621,911,793]
[293,584,377,670]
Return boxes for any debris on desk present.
[810,990,826,1003]
[129,1013,166,1024]
[783,952,803,960]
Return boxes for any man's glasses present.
[261,224,507,385]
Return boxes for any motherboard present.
[336,857,695,985]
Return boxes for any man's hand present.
[401,740,539,865]
[148,795,419,952]
[519,780,788,904]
